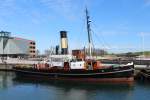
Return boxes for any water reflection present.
[13,76,134,90]
[12,75,135,100]
[0,71,14,89]
[0,72,150,100]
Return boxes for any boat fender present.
[33,64,36,68]
[37,64,40,70]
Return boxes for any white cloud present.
[144,0,150,6]
[93,28,130,36]
[0,0,50,25]
[0,0,94,23]
[139,32,150,36]
[0,0,15,8]
[0,0,16,15]
[39,0,91,20]
[101,31,129,35]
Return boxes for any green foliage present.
[116,51,150,57]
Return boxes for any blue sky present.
[0,0,150,53]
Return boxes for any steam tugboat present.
[13,9,134,83]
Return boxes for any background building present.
[0,31,36,58]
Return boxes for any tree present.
[44,49,51,57]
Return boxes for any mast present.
[86,8,92,58]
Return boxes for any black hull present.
[13,64,134,83]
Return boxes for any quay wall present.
[100,59,150,65]
[0,64,13,71]
[0,58,39,71]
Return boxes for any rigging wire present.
[91,29,108,50]
[91,22,112,50]
[91,21,142,52]
[91,22,136,52]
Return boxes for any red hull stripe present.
[52,77,134,82]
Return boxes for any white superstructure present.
[47,54,86,69]
[49,55,72,67]
[70,61,85,69]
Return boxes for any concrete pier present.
[100,59,150,65]
[0,58,39,71]
[0,64,14,71]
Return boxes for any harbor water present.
[0,71,150,100]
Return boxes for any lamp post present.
[141,32,145,58]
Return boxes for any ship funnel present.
[60,31,68,55]
[55,45,59,55]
